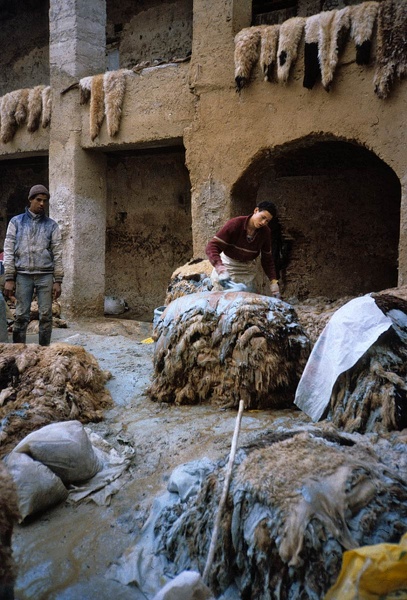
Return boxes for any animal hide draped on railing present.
[79,69,133,140]
[374,0,407,99]
[277,16,305,83]
[0,85,51,144]
[234,0,407,98]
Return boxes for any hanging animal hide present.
[374,0,407,99]
[234,27,262,90]
[41,86,51,128]
[14,89,29,126]
[79,76,93,105]
[318,7,351,91]
[303,14,321,89]
[349,1,379,65]
[103,69,131,137]
[277,17,305,83]
[259,25,280,82]
[90,74,105,141]
[0,91,20,143]
[27,85,45,132]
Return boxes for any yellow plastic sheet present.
[140,337,154,344]
[325,533,407,599]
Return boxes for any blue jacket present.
[3,208,64,282]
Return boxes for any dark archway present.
[231,135,401,300]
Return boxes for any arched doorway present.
[231,135,401,300]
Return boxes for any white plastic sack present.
[104,296,128,315]
[4,452,68,522]
[294,294,392,421]
[152,571,214,600]
[13,420,102,484]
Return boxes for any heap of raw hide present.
[292,295,355,344]
[153,425,407,599]
[0,460,19,600]
[148,291,310,409]
[164,258,213,305]
[0,84,51,144]
[327,292,407,434]
[0,343,112,458]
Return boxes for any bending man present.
[3,185,64,346]
[205,201,280,297]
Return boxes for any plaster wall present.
[80,62,194,149]
[106,0,193,68]
[0,0,49,95]
[106,150,192,318]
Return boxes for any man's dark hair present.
[256,201,277,217]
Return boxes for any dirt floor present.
[10,316,306,600]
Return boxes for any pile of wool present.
[0,461,19,600]
[0,343,112,457]
[164,258,213,305]
[327,292,407,433]
[292,295,356,344]
[152,425,407,599]
[148,291,310,409]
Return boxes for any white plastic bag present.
[4,452,68,522]
[295,295,392,421]
[13,420,102,484]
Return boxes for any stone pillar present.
[48,0,107,316]
[188,0,251,257]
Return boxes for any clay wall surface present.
[0,0,49,95]
[106,0,193,69]
[105,149,192,318]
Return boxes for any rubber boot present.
[39,329,52,346]
[12,330,26,344]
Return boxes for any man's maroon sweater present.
[205,215,277,280]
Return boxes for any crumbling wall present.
[105,149,192,319]
[0,0,49,95]
[106,0,193,69]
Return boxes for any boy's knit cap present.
[28,185,50,199]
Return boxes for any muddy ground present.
[11,316,307,600]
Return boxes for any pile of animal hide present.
[164,258,213,305]
[234,0,407,97]
[148,291,310,409]
[79,69,133,140]
[152,425,407,599]
[327,292,407,433]
[0,343,112,458]
[0,84,51,144]
[293,295,356,344]
[0,461,19,600]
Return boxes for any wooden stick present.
[203,399,245,584]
